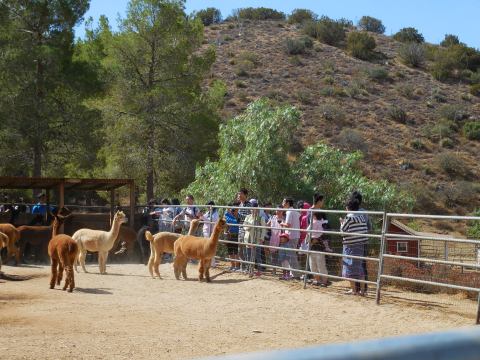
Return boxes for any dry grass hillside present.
[203,20,480,215]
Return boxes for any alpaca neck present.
[206,222,222,252]
[52,222,59,238]
[107,218,123,247]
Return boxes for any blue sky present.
[75,0,479,49]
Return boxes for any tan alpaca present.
[73,211,127,274]
[0,223,20,265]
[0,231,8,271]
[173,217,226,282]
[145,219,200,279]
[48,216,78,292]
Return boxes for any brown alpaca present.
[173,217,226,282]
[0,223,20,265]
[0,231,8,271]
[48,216,79,292]
[145,219,200,279]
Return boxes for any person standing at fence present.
[281,197,301,279]
[243,199,266,277]
[236,188,252,272]
[308,212,330,287]
[159,198,174,232]
[171,198,183,233]
[267,205,284,275]
[351,191,371,294]
[172,194,199,234]
[200,201,219,268]
[340,197,369,295]
[225,203,240,271]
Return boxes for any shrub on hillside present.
[438,104,469,122]
[396,84,415,99]
[346,31,376,60]
[440,34,461,47]
[467,209,480,239]
[336,129,368,153]
[195,8,222,26]
[364,66,389,82]
[442,181,476,207]
[285,37,313,55]
[430,44,480,81]
[388,105,407,123]
[357,16,385,34]
[304,16,346,47]
[436,152,469,178]
[234,60,254,77]
[288,9,317,24]
[439,138,454,148]
[470,84,480,97]
[393,27,425,43]
[398,42,425,67]
[463,121,480,140]
[318,103,346,123]
[234,7,286,21]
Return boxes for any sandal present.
[345,289,357,295]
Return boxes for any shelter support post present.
[129,181,135,229]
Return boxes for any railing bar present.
[380,274,480,293]
[383,253,480,268]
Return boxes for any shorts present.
[226,233,239,255]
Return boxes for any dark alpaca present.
[136,225,151,265]
[48,216,78,292]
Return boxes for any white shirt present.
[285,209,300,240]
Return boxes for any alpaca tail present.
[145,231,154,242]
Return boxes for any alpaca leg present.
[79,250,88,273]
[98,252,105,274]
[181,258,188,280]
[198,260,205,282]
[147,243,155,278]
[205,259,212,283]
[50,259,58,289]
[153,251,162,279]
[102,252,109,274]
[173,256,181,280]
[68,265,75,292]
[56,260,64,285]
[62,262,69,291]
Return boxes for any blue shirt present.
[225,212,239,234]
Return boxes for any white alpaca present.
[73,211,127,274]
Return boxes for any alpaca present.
[0,231,8,271]
[173,217,226,282]
[73,211,127,274]
[145,219,200,279]
[48,216,78,292]
[0,223,20,265]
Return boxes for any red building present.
[386,220,419,258]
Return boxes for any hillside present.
[203,20,480,214]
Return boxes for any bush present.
[307,16,346,46]
[440,34,461,47]
[463,121,480,140]
[234,7,286,21]
[470,84,480,96]
[195,8,222,26]
[285,37,313,55]
[410,138,426,150]
[364,66,389,82]
[388,105,407,123]
[357,16,385,34]
[396,84,415,99]
[288,9,317,24]
[467,209,480,239]
[430,44,480,81]
[398,42,425,67]
[234,60,254,77]
[436,152,469,178]
[431,87,446,103]
[438,104,469,122]
[318,104,346,123]
[393,27,425,43]
[237,51,259,65]
[442,181,476,207]
[336,129,368,153]
[295,90,313,105]
[422,119,457,142]
[439,138,454,148]
[346,31,376,60]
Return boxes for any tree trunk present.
[146,136,154,201]
[33,143,42,178]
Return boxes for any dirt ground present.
[0,262,477,360]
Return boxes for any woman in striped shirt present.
[340,197,369,295]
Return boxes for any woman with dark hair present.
[340,197,369,295]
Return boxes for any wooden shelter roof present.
[0,177,133,191]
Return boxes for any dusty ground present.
[0,262,476,360]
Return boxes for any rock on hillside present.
[203,20,480,214]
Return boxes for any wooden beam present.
[110,190,115,226]
[58,181,65,234]
[129,181,135,229]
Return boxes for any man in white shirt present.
[281,197,301,278]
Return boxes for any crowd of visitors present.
[144,188,372,296]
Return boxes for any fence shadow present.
[74,287,113,295]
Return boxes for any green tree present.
[358,16,385,34]
[393,27,424,43]
[194,7,222,26]
[346,31,376,60]
[99,0,220,199]
[0,0,102,178]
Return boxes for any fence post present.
[303,208,314,289]
[375,212,388,305]
[477,292,480,325]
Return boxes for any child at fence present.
[225,204,240,271]
[308,212,330,287]
[267,205,284,275]
[340,197,369,296]
[243,199,266,276]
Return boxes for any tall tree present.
[100,0,220,199]
[0,0,101,178]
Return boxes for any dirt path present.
[0,263,475,359]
